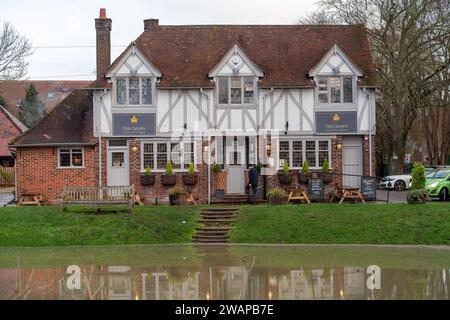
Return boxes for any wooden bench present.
[61,185,135,212]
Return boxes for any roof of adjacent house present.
[0,105,27,157]
[107,24,376,88]
[0,80,92,116]
[9,90,96,147]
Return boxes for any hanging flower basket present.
[161,174,177,186]
[140,174,155,186]
[298,172,311,184]
[277,172,292,185]
[183,174,198,186]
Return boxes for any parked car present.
[380,175,412,191]
[425,169,450,201]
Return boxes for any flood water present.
[0,244,449,300]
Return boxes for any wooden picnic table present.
[18,193,45,206]
[339,187,366,204]
[287,188,311,204]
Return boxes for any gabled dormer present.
[309,44,363,106]
[209,44,263,106]
[106,44,162,107]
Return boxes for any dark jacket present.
[248,167,259,187]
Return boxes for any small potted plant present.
[161,160,177,186]
[213,164,226,197]
[277,161,292,185]
[183,162,198,185]
[267,187,286,205]
[169,186,186,205]
[298,160,311,183]
[140,166,155,186]
[321,159,332,183]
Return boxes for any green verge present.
[0,205,198,247]
[229,203,450,245]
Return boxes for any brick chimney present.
[95,8,111,80]
[144,18,159,31]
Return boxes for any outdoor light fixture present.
[266,143,271,157]
[336,143,343,150]
[131,146,138,153]
[284,121,289,135]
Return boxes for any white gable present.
[309,44,363,77]
[106,43,162,78]
[209,44,264,78]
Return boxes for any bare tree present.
[0,22,33,80]
[303,0,450,173]
[298,8,344,24]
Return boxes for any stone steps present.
[193,207,238,244]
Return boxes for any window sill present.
[216,103,257,107]
[57,166,85,169]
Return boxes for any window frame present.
[315,76,355,106]
[140,141,197,172]
[277,139,331,170]
[57,147,85,169]
[113,77,156,107]
[216,76,257,106]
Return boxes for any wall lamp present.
[131,145,138,153]
[336,143,343,150]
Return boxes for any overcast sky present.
[1,0,317,80]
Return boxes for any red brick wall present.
[16,146,98,202]
[129,139,211,204]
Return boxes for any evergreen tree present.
[18,84,45,127]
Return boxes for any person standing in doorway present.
[248,165,259,205]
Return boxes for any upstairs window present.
[217,76,255,105]
[115,77,154,106]
[317,76,353,104]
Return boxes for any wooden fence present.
[0,167,15,187]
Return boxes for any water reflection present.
[0,245,449,300]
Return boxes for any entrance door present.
[342,136,362,188]
[107,148,130,186]
[226,136,246,194]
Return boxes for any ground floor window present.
[58,147,84,168]
[141,141,195,171]
[278,139,330,169]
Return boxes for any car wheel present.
[394,180,406,191]
[439,188,448,201]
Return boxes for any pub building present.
[11,9,377,204]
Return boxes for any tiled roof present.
[0,105,26,157]
[10,90,96,147]
[107,24,376,88]
[0,80,92,116]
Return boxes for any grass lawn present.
[0,205,198,247]
[0,203,449,247]
[230,203,450,245]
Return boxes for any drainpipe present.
[363,88,373,176]
[200,88,211,204]
[96,89,108,190]
[261,88,274,165]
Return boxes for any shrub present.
[212,164,222,173]
[283,161,289,175]
[406,189,430,204]
[267,188,286,205]
[411,162,426,190]
[165,160,173,176]
[169,186,185,197]
[145,166,152,175]
[322,159,330,173]
[302,160,310,173]
[187,162,195,175]
[267,188,285,199]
